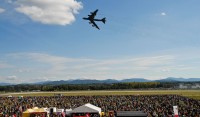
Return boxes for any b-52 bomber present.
[83,9,106,30]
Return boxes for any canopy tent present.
[72,106,98,113]
[22,109,34,117]
[7,95,12,97]
[32,107,39,110]
[34,108,46,113]
[71,103,101,115]
[85,103,101,113]
[22,107,47,117]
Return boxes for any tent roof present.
[72,103,101,113]
[7,95,12,97]
[23,107,47,114]
[23,109,34,113]
[33,107,39,110]
[34,108,46,112]
[85,103,101,112]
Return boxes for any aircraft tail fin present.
[102,17,106,24]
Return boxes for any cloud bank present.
[15,0,83,25]
[5,53,177,81]
[7,75,18,80]
[2,51,200,83]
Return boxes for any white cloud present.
[9,53,175,71]
[8,52,94,74]
[15,0,83,25]
[7,75,18,80]
[0,8,5,13]
[41,54,176,79]
[74,55,175,71]
[5,52,200,82]
[133,55,174,67]
[161,12,166,16]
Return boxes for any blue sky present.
[0,0,200,83]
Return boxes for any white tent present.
[85,103,101,113]
[65,109,72,115]
[7,95,12,97]
[71,103,101,114]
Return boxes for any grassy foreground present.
[0,90,200,100]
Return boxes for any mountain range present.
[1,77,200,86]
[0,82,12,86]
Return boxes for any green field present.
[0,90,200,100]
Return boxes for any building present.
[191,83,200,88]
[179,83,200,89]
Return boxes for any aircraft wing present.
[91,21,100,30]
[89,9,98,19]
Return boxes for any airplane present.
[83,9,106,30]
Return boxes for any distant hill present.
[43,77,200,85]
[44,79,119,85]
[156,77,200,82]
[0,82,12,86]
[1,77,200,86]
[36,78,156,85]
[121,78,151,82]
[155,77,177,82]
[101,79,119,84]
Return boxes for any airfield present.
[1,90,200,100]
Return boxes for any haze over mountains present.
[1,77,200,86]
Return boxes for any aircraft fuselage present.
[83,18,102,22]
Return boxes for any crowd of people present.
[0,94,199,117]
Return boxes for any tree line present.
[0,82,181,92]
